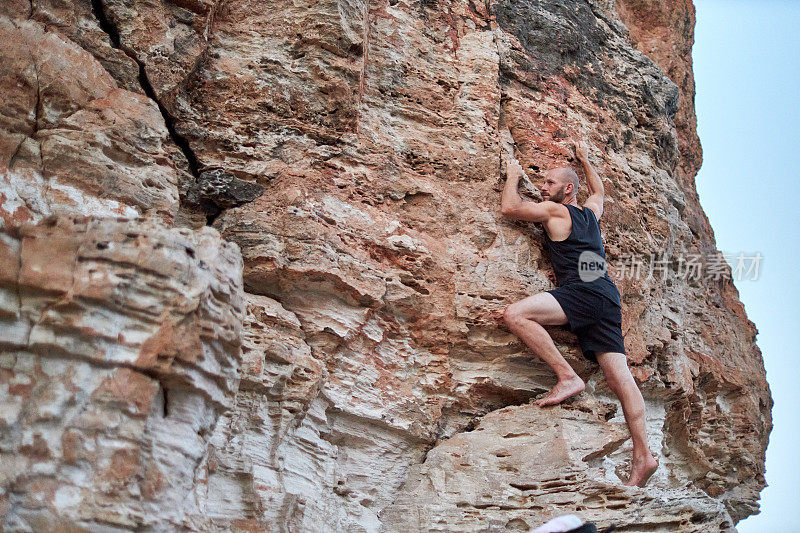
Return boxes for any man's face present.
[541,172,567,203]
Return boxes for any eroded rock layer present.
[0,0,771,531]
[0,217,244,530]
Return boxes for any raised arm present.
[500,157,560,223]
[574,141,604,219]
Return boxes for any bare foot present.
[534,375,585,407]
[625,454,659,487]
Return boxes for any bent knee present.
[504,305,540,326]
[604,374,622,393]
[603,368,636,393]
[503,305,518,325]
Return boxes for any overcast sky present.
[692,1,800,529]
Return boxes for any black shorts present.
[546,284,626,363]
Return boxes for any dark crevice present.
[90,0,201,178]
[136,64,202,176]
[89,0,121,48]
[8,138,25,171]
[162,384,169,417]
[205,205,223,226]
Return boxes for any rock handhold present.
[197,168,265,209]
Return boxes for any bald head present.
[552,167,580,194]
[541,167,579,203]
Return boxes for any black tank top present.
[542,204,621,307]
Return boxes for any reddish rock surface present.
[0,0,771,531]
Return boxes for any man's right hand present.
[573,140,589,162]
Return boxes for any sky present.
[692,0,800,530]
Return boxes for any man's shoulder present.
[544,201,571,219]
[581,199,603,220]
[505,200,566,224]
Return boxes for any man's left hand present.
[506,157,526,180]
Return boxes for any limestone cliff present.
[0,0,772,531]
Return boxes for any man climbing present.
[499,141,658,488]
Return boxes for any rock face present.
[0,217,244,530]
[0,0,771,532]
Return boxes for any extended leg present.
[503,292,585,406]
[596,351,658,487]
